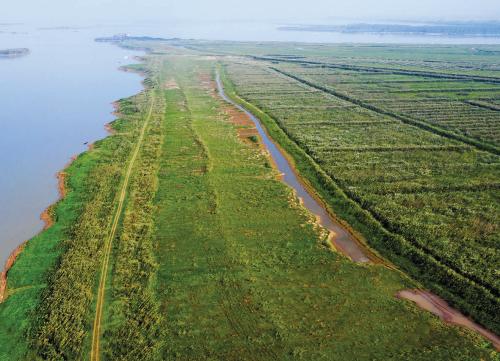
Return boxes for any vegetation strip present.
[465,100,500,111]
[90,91,156,361]
[20,87,162,358]
[103,64,165,360]
[254,56,500,83]
[271,67,500,155]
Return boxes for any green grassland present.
[0,42,497,360]
[206,43,500,334]
[148,54,496,360]
[0,93,149,358]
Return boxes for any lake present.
[0,26,143,267]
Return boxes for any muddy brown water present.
[216,71,500,350]
[216,72,371,263]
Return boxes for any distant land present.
[38,25,95,31]
[279,21,500,37]
[0,48,30,58]
[95,33,172,43]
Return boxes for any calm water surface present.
[99,20,500,44]
[0,27,143,266]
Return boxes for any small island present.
[0,48,30,58]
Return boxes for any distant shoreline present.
[0,48,30,58]
[279,21,500,38]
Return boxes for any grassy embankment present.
[0,59,159,360]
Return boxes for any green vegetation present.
[0,42,498,360]
[103,63,165,360]
[0,60,161,360]
[27,88,160,360]
[216,44,500,334]
[150,55,495,360]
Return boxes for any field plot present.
[186,42,500,145]
[220,44,500,334]
[271,63,500,146]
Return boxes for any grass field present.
[205,42,500,334]
[0,42,498,360]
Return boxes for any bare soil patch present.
[223,106,260,143]
[0,243,25,302]
[198,74,217,98]
[397,289,500,350]
[163,79,179,90]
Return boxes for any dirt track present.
[90,93,156,361]
[397,289,500,351]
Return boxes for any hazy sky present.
[3,0,500,24]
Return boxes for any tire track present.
[90,92,155,361]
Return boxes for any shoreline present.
[0,57,146,304]
[1,156,76,302]
[0,243,25,302]
[40,170,68,230]
[1,107,121,304]
[0,169,69,302]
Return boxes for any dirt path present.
[90,93,155,361]
[397,289,500,350]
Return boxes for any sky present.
[3,0,500,25]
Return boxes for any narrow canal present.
[216,71,373,263]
